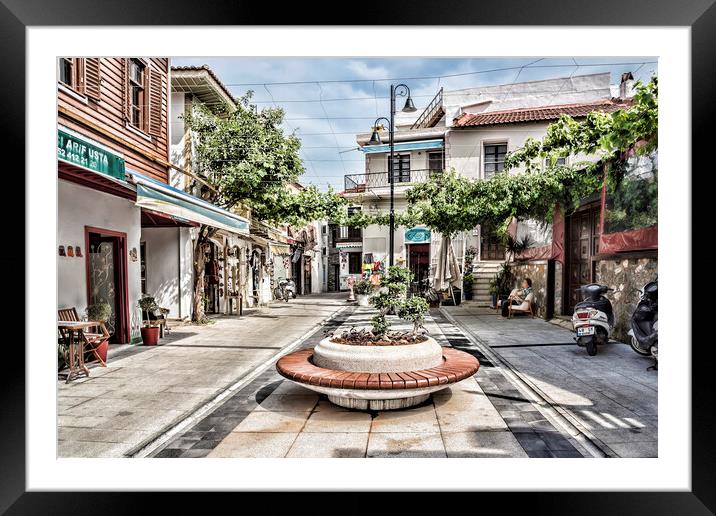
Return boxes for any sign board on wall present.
[57,127,126,180]
[405,227,431,244]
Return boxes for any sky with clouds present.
[171,57,657,192]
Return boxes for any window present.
[348,252,362,274]
[428,151,444,173]
[545,156,567,168]
[483,143,507,179]
[388,154,411,183]
[128,59,146,130]
[346,207,362,239]
[58,57,86,92]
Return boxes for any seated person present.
[501,278,533,317]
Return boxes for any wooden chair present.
[508,292,535,318]
[58,307,110,367]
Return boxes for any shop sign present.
[58,128,126,180]
[405,227,431,243]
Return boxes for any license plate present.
[577,326,595,336]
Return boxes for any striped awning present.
[130,171,249,235]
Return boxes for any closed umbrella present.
[432,234,462,303]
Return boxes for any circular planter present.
[140,326,160,345]
[313,336,443,373]
[356,294,371,307]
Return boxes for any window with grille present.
[387,154,411,183]
[484,143,507,179]
[428,151,444,173]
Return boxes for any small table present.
[57,321,97,383]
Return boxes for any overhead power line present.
[221,61,657,87]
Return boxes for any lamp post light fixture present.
[367,83,416,267]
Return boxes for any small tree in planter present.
[353,278,374,307]
[138,295,160,345]
[397,296,430,334]
[85,302,112,363]
[463,272,475,301]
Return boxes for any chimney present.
[620,72,635,99]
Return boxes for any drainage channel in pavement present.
[438,307,608,458]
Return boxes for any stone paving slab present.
[57,293,348,458]
[441,303,658,458]
[152,305,588,458]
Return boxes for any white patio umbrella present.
[433,234,462,303]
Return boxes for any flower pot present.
[464,284,473,300]
[356,294,371,307]
[140,326,160,345]
[94,339,109,363]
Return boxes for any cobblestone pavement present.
[151,306,591,458]
[57,293,348,458]
[441,304,658,458]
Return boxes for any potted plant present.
[463,272,475,301]
[86,302,112,363]
[138,295,160,345]
[353,278,374,307]
[489,263,515,309]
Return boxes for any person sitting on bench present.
[501,278,533,318]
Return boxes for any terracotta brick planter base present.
[276,346,480,411]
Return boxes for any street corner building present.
[57,58,259,344]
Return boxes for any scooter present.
[628,278,658,368]
[274,278,297,302]
[572,283,614,356]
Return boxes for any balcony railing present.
[344,169,441,193]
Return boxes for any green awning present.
[131,172,249,235]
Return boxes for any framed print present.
[2,0,712,513]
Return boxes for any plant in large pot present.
[353,278,374,307]
[138,295,160,345]
[489,263,515,309]
[86,302,112,363]
[463,272,475,301]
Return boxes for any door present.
[388,154,411,183]
[480,225,504,261]
[408,244,430,294]
[566,204,601,313]
[85,227,129,343]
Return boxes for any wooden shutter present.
[84,58,102,101]
[121,58,131,121]
[148,65,164,137]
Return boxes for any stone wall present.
[595,255,658,342]
[510,260,548,318]
[554,261,563,316]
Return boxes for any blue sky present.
[171,57,657,192]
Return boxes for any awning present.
[336,242,362,250]
[269,242,292,255]
[130,171,249,235]
[361,139,444,154]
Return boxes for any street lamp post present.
[368,84,416,267]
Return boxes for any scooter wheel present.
[630,336,651,356]
[586,339,598,356]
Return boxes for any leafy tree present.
[184,93,345,321]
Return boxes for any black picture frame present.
[2,0,711,513]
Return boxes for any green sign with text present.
[405,227,431,243]
[58,129,125,180]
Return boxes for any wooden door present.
[480,226,504,261]
[407,244,430,293]
[566,204,601,313]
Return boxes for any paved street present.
[150,304,594,458]
[57,293,348,457]
[441,304,658,458]
[58,293,657,459]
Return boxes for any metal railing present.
[411,87,444,130]
[344,168,442,192]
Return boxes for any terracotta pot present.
[140,326,160,345]
[94,339,109,362]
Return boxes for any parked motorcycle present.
[571,283,614,356]
[628,278,658,367]
[274,278,297,302]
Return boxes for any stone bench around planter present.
[276,342,480,410]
